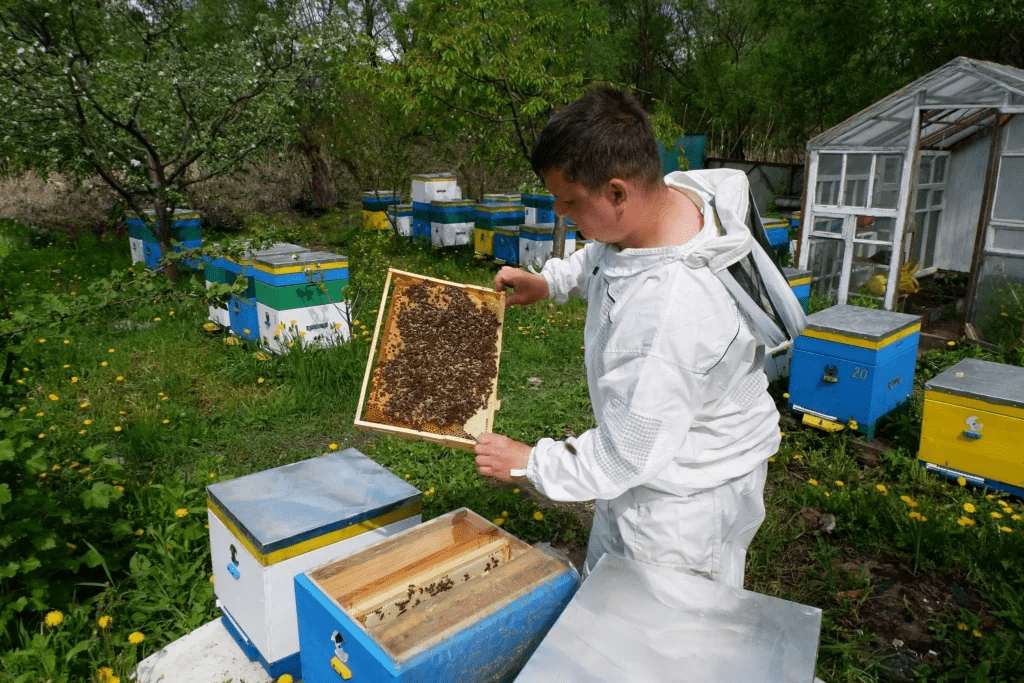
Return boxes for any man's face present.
[542,168,623,245]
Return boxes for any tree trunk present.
[308,153,338,209]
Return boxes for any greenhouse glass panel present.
[812,216,844,235]
[992,226,1024,252]
[1006,115,1024,151]
[933,155,946,183]
[918,156,932,185]
[993,156,1024,221]
[871,154,902,209]
[816,154,842,206]
[806,235,846,305]
[972,254,1024,347]
[854,216,895,243]
[843,154,872,207]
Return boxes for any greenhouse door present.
[969,114,1024,346]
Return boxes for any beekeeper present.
[474,86,781,587]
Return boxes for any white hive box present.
[256,301,351,354]
[129,236,145,265]
[515,554,822,683]
[207,449,422,680]
[411,173,460,204]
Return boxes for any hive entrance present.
[355,269,504,450]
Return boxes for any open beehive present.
[355,268,505,450]
[294,508,578,681]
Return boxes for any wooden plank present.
[963,117,1005,329]
[372,549,567,662]
[354,268,394,434]
[351,538,517,626]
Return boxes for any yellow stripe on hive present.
[924,391,1024,421]
[252,261,349,275]
[788,277,812,286]
[801,322,920,350]
[207,500,422,567]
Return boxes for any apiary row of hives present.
[361,175,586,268]
[203,242,350,352]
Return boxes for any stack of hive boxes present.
[127,209,203,271]
[204,243,350,353]
[411,173,460,242]
[361,191,401,231]
[387,204,413,238]
[252,249,351,353]
[429,199,475,247]
[474,201,525,260]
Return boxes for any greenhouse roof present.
[808,57,1024,152]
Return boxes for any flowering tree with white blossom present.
[0,0,325,278]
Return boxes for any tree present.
[0,0,320,278]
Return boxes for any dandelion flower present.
[101,361,108,367]
[823,491,831,497]
[900,495,914,504]
[991,512,1003,519]
[175,508,188,518]
[957,476,967,487]
[533,511,544,521]
[256,352,269,361]
[329,443,338,451]
[209,473,216,478]
[36,411,45,417]
[98,615,112,628]
[135,529,144,536]
[847,418,858,430]
[79,401,89,408]
[909,511,922,520]
[973,629,982,638]
[115,376,124,382]
[153,317,161,322]
[493,518,505,526]
[513,488,520,494]
[957,623,968,631]
[114,426,122,432]
[48,393,59,401]
[44,611,63,627]
[835,480,844,487]
[63,340,70,345]
[79,429,86,435]
[783,392,790,399]
[38,433,46,439]
[1013,514,1022,521]
[202,322,218,331]
[768,456,775,463]
[875,484,888,495]
[128,631,145,644]
[83,419,92,425]
[986,494,996,500]
[963,503,976,513]
[999,526,1013,533]
[108,349,115,353]
[162,419,169,424]
[792,453,803,461]
[807,479,818,486]
[39,338,46,343]
[97,666,114,681]
[501,511,509,517]
[957,516,976,527]
[71,377,78,383]
[258,377,265,384]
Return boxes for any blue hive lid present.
[206,449,421,555]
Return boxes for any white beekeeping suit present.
[525,169,781,586]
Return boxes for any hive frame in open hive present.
[354,268,505,451]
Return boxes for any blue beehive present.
[411,202,432,241]
[430,199,475,247]
[216,243,309,338]
[295,508,578,683]
[208,449,421,680]
[521,192,555,226]
[493,226,520,265]
[474,202,525,259]
[783,266,812,313]
[126,209,203,270]
[788,305,921,438]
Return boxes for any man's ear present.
[606,178,629,206]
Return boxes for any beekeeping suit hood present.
[666,169,755,275]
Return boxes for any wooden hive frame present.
[354,268,505,451]
[306,509,568,664]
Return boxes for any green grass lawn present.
[2,214,1024,683]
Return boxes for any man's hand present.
[495,267,548,308]
[475,433,531,483]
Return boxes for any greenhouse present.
[798,56,1024,346]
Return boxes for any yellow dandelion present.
[38,433,46,439]
[999,526,1013,533]
[792,453,803,461]
[256,352,269,361]
[353,319,360,326]
[808,479,818,486]
[44,611,63,627]
[875,484,888,495]
[1013,514,1022,521]
[209,473,216,478]
[957,623,968,631]
[329,443,339,451]
[128,631,145,644]
[243,328,250,336]
[71,377,78,383]
[957,516,976,527]
[991,511,1003,519]
[848,418,858,430]
[501,511,509,517]
[63,340,70,344]
[909,511,922,520]
[963,502,976,513]
[153,317,161,322]
[986,494,996,500]
[108,348,115,353]
[98,615,112,628]
[101,361,108,367]
[36,411,45,417]
[513,488,520,494]
[900,495,914,504]
[768,456,775,463]
[834,480,844,487]
[134,529,144,536]
[973,629,982,638]
[119,411,126,415]
[79,429,86,435]
[533,511,544,521]
[115,376,124,382]
[113,426,122,432]
[823,491,831,497]
[175,508,188,518]
[258,377,265,384]
[48,393,59,401]
[209,575,215,583]
[52,464,61,471]
[38,338,46,343]
[83,419,92,425]
[66,542,76,549]
[162,419,169,424]
[957,476,967,487]
[202,322,218,331]
[79,401,89,408]
[493,518,505,526]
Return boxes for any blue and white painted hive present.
[388,204,413,238]
[411,173,459,204]
[294,507,578,683]
[429,199,475,247]
[207,449,421,681]
[126,209,203,270]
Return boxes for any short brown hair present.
[531,87,663,192]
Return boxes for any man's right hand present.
[494,267,549,308]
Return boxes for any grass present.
[2,212,1024,682]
